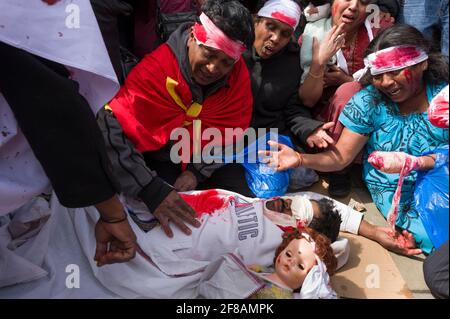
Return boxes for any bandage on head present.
[257,0,302,30]
[364,45,429,76]
[192,12,246,62]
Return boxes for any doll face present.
[254,17,293,59]
[371,62,428,104]
[274,238,317,289]
[187,32,236,85]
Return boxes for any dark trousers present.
[0,42,117,207]
[424,240,449,299]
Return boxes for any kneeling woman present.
[264,24,449,254]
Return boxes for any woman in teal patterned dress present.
[263,24,449,254]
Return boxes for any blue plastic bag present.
[414,147,449,249]
[240,132,293,198]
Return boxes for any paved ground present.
[307,166,433,299]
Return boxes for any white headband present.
[193,12,246,61]
[257,0,302,30]
[364,45,429,76]
[289,195,314,227]
[262,196,314,228]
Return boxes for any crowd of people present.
[0,0,448,299]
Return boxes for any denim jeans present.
[398,0,449,57]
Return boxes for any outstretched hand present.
[374,226,422,256]
[259,140,301,171]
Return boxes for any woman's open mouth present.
[341,13,356,24]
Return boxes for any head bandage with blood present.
[192,12,247,61]
[296,232,337,299]
[363,45,428,77]
[428,85,449,129]
[263,195,314,228]
[257,0,302,30]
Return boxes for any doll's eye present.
[286,251,292,258]
[298,264,304,270]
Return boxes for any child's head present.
[263,196,342,242]
[273,227,337,290]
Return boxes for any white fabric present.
[257,0,302,30]
[300,17,335,83]
[0,190,359,298]
[289,195,314,226]
[0,0,120,215]
[290,192,363,234]
[364,45,428,77]
[195,13,246,61]
[297,255,337,299]
[304,3,331,22]
[0,96,51,216]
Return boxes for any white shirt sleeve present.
[293,191,363,234]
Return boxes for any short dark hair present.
[308,198,341,243]
[361,24,449,86]
[202,0,255,49]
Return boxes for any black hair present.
[360,24,449,86]
[299,0,330,7]
[308,198,342,243]
[202,0,255,49]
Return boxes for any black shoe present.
[328,172,351,198]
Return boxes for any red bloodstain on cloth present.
[369,151,419,233]
[271,11,296,28]
[180,190,233,218]
[372,47,421,69]
[428,85,449,129]
[42,0,60,5]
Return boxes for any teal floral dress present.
[339,82,449,254]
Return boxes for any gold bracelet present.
[295,152,303,168]
[308,70,324,79]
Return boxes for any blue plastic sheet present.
[414,147,449,249]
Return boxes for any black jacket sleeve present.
[97,108,174,213]
[284,93,323,145]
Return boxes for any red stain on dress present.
[180,190,233,218]
[372,47,421,69]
